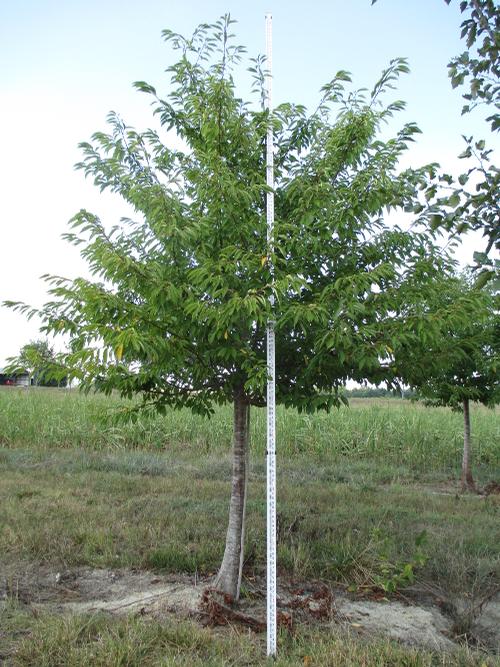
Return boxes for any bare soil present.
[2,565,498,653]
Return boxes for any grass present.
[0,387,498,474]
[0,387,499,664]
[1,447,498,581]
[1,602,497,666]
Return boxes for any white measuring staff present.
[265,12,277,659]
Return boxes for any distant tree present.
[9,339,67,387]
[342,387,407,399]
[4,17,460,598]
[393,276,499,491]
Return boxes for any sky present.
[0,0,497,366]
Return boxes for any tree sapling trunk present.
[214,392,249,600]
[461,397,476,492]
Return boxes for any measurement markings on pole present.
[265,12,277,659]
[267,320,276,656]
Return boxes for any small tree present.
[394,277,499,491]
[5,17,455,598]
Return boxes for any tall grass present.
[0,387,498,472]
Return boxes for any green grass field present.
[0,387,499,665]
[1,387,498,472]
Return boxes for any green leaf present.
[473,251,488,265]
[474,270,494,289]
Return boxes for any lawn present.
[0,387,499,665]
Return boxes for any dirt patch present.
[484,481,500,496]
[335,597,454,651]
[416,479,500,499]
[1,565,198,614]
[475,597,500,651]
[1,566,498,653]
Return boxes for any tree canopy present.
[395,276,499,409]
[420,1,499,284]
[7,19,452,415]
[393,274,499,490]
[372,0,499,283]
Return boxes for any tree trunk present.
[213,393,250,600]
[461,398,476,492]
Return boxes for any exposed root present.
[199,588,266,631]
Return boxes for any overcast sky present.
[0,0,497,365]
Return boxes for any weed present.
[369,530,428,594]
[422,539,500,645]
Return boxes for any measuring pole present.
[265,12,277,659]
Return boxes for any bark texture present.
[461,398,476,492]
[213,393,249,600]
